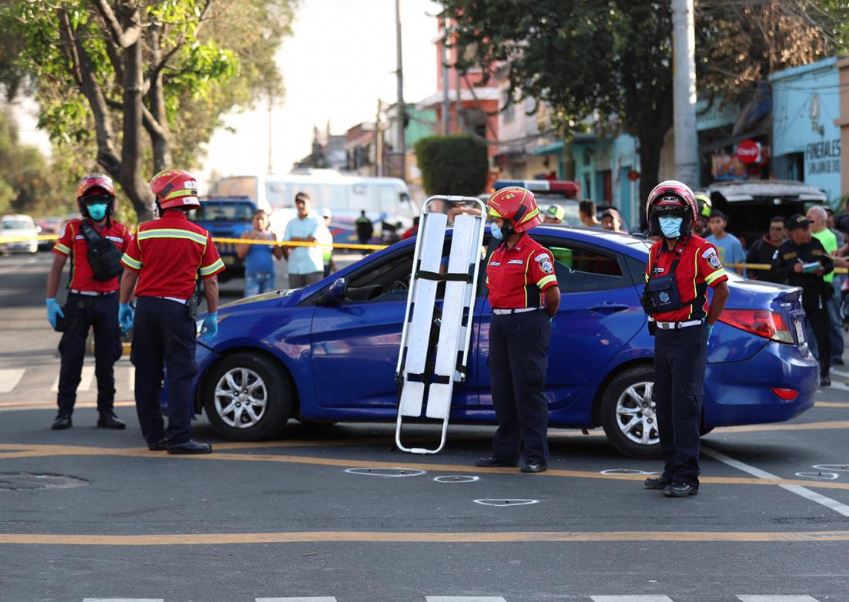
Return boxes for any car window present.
[548,244,627,292]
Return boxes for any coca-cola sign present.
[736,139,760,165]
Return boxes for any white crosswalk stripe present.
[427,598,507,602]
[0,368,25,393]
[256,598,337,601]
[737,597,820,602]
[73,596,825,601]
[591,597,674,602]
[128,366,135,392]
[83,599,164,602]
[51,365,95,392]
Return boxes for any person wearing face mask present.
[641,180,730,498]
[46,173,132,431]
[476,187,561,474]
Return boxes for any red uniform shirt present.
[486,234,558,309]
[52,218,131,293]
[121,211,225,299]
[644,234,728,322]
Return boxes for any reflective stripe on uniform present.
[53,242,71,255]
[199,258,225,276]
[121,253,143,270]
[137,228,207,246]
[537,274,556,289]
[705,269,727,285]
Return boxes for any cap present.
[321,208,332,218]
[788,214,811,230]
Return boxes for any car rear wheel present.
[601,366,662,459]
[203,352,292,441]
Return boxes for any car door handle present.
[589,303,629,314]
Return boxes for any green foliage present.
[415,135,489,197]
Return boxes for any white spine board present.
[426,213,478,419]
[398,211,448,417]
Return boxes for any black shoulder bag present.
[79,221,124,281]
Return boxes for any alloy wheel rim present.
[615,381,660,446]
[214,367,268,428]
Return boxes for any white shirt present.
[283,213,324,275]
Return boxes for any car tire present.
[600,366,663,459]
[203,352,292,441]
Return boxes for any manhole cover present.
[474,498,538,507]
[600,468,658,475]
[0,472,88,491]
[434,475,480,483]
[344,467,426,478]
[795,471,839,481]
[813,464,849,473]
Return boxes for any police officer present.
[476,187,561,473]
[46,173,130,431]
[119,169,225,454]
[641,181,729,498]
[772,214,833,387]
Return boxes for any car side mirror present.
[318,277,348,305]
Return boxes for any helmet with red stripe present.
[486,186,542,233]
[76,173,116,219]
[646,180,698,238]
[150,169,200,212]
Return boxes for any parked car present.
[180,225,817,458]
[36,216,65,251]
[0,214,39,254]
[188,197,257,281]
[706,180,827,247]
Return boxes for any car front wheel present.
[203,352,293,441]
[601,366,662,459]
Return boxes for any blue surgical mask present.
[659,216,683,239]
[87,203,108,221]
[491,222,503,240]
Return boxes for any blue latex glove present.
[46,298,64,329]
[118,303,134,333]
[200,312,218,338]
[706,322,714,339]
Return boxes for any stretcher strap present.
[406,372,451,385]
[415,269,472,283]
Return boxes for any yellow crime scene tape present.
[0,233,388,252]
[3,234,848,274]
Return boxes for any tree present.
[0,1,294,220]
[441,0,842,225]
[415,134,489,197]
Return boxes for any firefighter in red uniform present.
[476,187,561,473]
[119,169,225,454]
[46,173,130,431]
[641,180,730,497]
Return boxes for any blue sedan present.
[186,226,817,458]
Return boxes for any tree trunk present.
[147,24,172,173]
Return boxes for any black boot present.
[51,413,72,430]
[97,412,126,430]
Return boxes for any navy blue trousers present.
[131,297,197,446]
[57,292,121,415]
[488,309,551,463]
[654,324,707,487]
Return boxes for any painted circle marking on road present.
[434,475,479,483]
[344,467,426,478]
[794,471,839,481]
[600,468,658,476]
[813,464,849,473]
[473,498,539,507]
[0,471,88,491]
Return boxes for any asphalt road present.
[1,252,849,602]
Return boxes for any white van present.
[212,172,418,245]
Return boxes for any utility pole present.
[441,16,450,135]
[672,0,699,187]
[376,98,384,177]
[394,0,406,181]
[266,92,273,175]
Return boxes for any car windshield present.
[2,220,32,230]
[189,204,254,221]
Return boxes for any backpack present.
[79,221,124,281]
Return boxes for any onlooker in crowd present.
[544,204,566,225]
[707,210,746,276]
[402,216,420,240]
[46,173,130,431]
[745,216,786,282]
[807,206,843,365]
[318,207,335,277]
[826,208,846,248]
[695,192,712,237]
[600,207,627,233]
[355,209,374,249]
[283,192,325,287]
[579,200,601,228]
[772,214,833,387]
[236,209,282,297]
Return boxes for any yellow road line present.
[3,442,849,491]
[715,420,849,434]
[816,401,849,409]
[2,530,849,546]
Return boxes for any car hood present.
[219,288,300,311]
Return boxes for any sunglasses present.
[81,194,113,205]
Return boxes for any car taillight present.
[718,309,794,343]
[771,387,799,401]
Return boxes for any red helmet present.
[150,169,200,211]
[76,173,115,200]
[646,180,698,237]
[486,186,542,233]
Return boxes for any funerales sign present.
[805,139,841,175]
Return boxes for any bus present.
[211,172,418,245]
